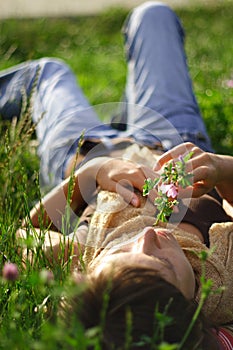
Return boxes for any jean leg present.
[0,58,119,187]
[123,1,213,152]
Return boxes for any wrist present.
[214,154,232,185]
[214,154,233,203]
[211,153,222,185]
[75,156,112,202]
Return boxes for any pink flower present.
[159,183,171,194]
[159,183,178,199]
[226,79,233,88]
[167,184,178,198]
[2,262,19,281]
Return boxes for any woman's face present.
[94,227,196,300]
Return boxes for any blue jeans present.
[0,1,213,188]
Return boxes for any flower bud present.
[2,262,19,281]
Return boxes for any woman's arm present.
[28,156,157,230]
[154,142,233,205]
[28,156,111,229]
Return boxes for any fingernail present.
[153,162,160,170]
[131,197,138,207]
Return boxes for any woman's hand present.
[95,158,157,207]
[154,142,233,202]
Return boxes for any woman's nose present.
[136,227,159,254]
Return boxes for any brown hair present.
[64,266,219,350]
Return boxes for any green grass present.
[0,4,233,349]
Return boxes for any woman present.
[2,2,233,348]
[24,140,233,349]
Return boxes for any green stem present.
[177,294,206,350]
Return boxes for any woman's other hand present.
[154,142,233,202]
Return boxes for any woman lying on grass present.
[22,141,233,350]
[1,2,233,348]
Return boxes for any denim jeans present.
[0,1,213,188]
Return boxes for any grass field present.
[0,3,232,349]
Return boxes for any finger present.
[116,166,158,194]
[141,165,159,179]
[115,181,141,207]
[153,142,195,170]
[178,186,194,198]
[128,172,147,193]
[147,188,159,204]
[178,165,210,198]
[178,180,212,199]
[192,181,215,197]
[191,165,214,187]
[140,166,161,191]
[98,177,141,207]
[184,151,210,174]
[112,173,144,195]
[153,153,172,171]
